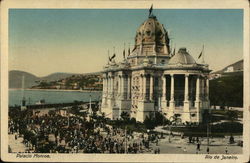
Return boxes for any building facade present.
[101,12,211,123]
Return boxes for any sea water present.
[9,89,102,106]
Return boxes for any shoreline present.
[9,88,102,93]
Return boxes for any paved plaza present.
[149,135,242,154]
[9,134,29,153]
[9,131,242,154]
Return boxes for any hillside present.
[213,59,243,74]
[210,72,243,107]
[40,72,78,82]
[9,70,40,88]
[32,73,103,90]
[9,70,101,89]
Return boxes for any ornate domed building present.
[101,10,211,123]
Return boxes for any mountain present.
[9,70,101,89]
[41,72,78,82]
[9,70,40,88]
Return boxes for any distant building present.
[225,66,234,72]
[210,59,243,79]
[101,10,211,123]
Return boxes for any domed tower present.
[128,12,171,66]
[101,7,211,124]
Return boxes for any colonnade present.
[139,74,154,101]
[103,73,209,104]
[161,74,209,108]
[102,74,132,101]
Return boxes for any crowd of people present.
[8,110,160,154]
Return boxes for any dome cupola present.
[131,12,171,56]
[168,48,196,65]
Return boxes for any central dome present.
[132,15,171,56]
[136,16,169,45]
[169,48,196,65]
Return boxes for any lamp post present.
[206,110,211,153]
[89,95,92,113]
[168,124,171,143]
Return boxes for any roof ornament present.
[198,44,205,64]
[123,43,126,60]
[109,47,116,62]
[128,43,131,56]
[149,4,153,17]
[107,49,110,64]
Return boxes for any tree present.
[169,114,182,126]
[120,111,130,122]
[226,110,238,143]
[209,73,243,107]
[155,112,168,126]
[143,116,155,129]
[227,110,238,122]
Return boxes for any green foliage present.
[33,74,102,90]
[209,73,243,107]
[38,81,52,88]
[120,111,130,122]
[226,110,238,122]
[143,116,155,129]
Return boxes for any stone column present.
[161,75,167,112]
[206,77,209,100]
[169,74,175,114]
[170,74,175,102]
[162,75,166,101]
[184,74,189,102]
[118,75,121,96]
[101,75,107,109]
[183,74,190,122]
[110,76,114,98]
[195,75,201,122]
[107,76,110,97]
[143,75,147,100]
[140,43,143,55]
[121,75,125,99]
[205,77,210,110]
[108,76,111,96]
[140,74,143,100]
[105,76,109,103]
[104,76,108,104]
[127,76,131,100]
[201,78,204,101]
[102,76,106,97]
[163,43,167,54]
[152,44,155,53]
[195,76,200,102]
[150,75,154,101]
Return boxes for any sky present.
[9,9,243,77]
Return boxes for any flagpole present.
[123,43,126,60]
[107,49,110,64]
[128,42,130,56]
[202,44,205,64]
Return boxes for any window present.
[146,31,151,36]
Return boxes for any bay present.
[9,89,102,107]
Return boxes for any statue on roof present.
[149,4,153,17]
